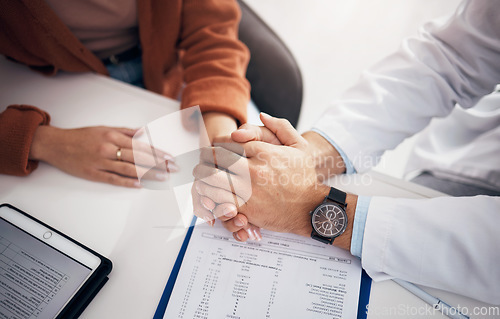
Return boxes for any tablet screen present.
[0,217,93,319]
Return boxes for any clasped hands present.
[193,113,331,242]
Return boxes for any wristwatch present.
[310,187,348,244]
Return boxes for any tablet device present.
[0,203,112,319]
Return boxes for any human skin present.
[194,113,357,251]
[28,111,237,188]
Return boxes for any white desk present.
[0,58,496,318]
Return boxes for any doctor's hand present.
[29,125,176,188]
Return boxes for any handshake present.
[192,113,356,250]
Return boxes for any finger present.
[211,202,238,221]
[103,129,134,151]
[233,230,248,242]
[194,180,246,207]
[199,196,216,212]
[222,213,248,232]
[113,127,140,137]
[127,138,175,163]
[192,186,215,226]
[238,140,275,158]
[199,147,248,175]
[104,160,169,181]
[101,129,175,165]
[232,123,281,145]
[200,140,272,161]
[193,166,251,202]
[193,163,233,184]
[260,112,307,149]
[244,225,262,241]
[224,218,262,241]
[212,142,246,157]
[139,166,172,181]
[90,170,141,188]
[126,149,179,172]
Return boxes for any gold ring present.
[116,148,123,161]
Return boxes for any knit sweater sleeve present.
[178,0,250,124]
[0,105,51,176]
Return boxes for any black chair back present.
[238,0,303,127]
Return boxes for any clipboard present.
[0,203,112,319]
[154,216,371,319]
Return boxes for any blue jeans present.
[105,56,145,88]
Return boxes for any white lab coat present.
[313,0,500,304]
[405,90,500,191]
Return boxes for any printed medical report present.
[162,220,363,318]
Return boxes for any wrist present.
[202,112,238,143]
[302,131,346,180]
[29,125,58,162]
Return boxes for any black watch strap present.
[326,187,347,207]
[311,233,334,245]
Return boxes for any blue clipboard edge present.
[153,216,372,319]
[358,269,372,319]
[153,215,198,319]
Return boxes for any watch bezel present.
[311,201,348,239]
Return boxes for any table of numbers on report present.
[163,221,362,319]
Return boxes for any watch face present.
[311,203,347,238]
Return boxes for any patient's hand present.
[29,125,175,187]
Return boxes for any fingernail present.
[201,202,210,211]
[195,183,201,193]
[223,206,236,218]
[234,218,245,227]
[253,229,262,241]
[164,154,174,161]
[201,197,214,212]
[246,228,256,240]
[235,232,241,241]
[203,216,213,224]
[134,181,142,188]
[260,112,271,119]
[236,128,249,134]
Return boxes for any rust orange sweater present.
[0,0,250,176]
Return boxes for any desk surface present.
[0,58,495,318]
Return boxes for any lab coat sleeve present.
[362,195,500,305]
[312,0,500,172]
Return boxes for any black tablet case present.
[0,203,112,319]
